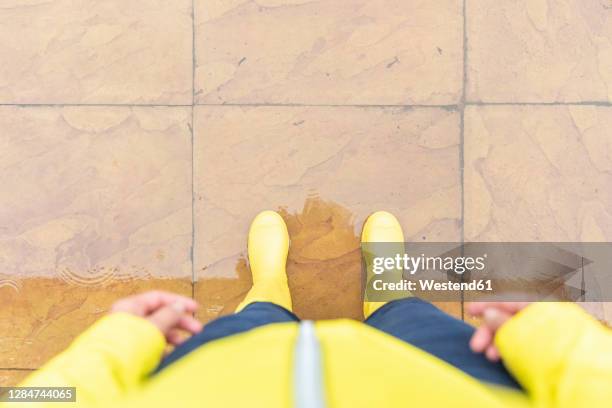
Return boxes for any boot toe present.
[252,210,285,226]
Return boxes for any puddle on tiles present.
[281,197,363,321]
[0,370,33,387]
[0,277,191,368]
[197,196,363,321]
[196,196,462,323]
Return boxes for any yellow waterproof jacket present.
[8,303,612,407]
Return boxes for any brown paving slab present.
[0,106,193,368]
[464,105,612,324]
[0,279,191,369]
[0,370,34,387]
[0,277,191,368]
[467,0,612,103]
[0,1,192,104]
[465,105,612,242]
[194,106,462,323]
[194,0,463,105]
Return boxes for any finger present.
[497,302,530,313]
[485,302,530,314]
[485,345,500,362]
[470,326,493,353]
[467,302,488,317]
[110,296,147,316]
[468,302,530,317]
[467,302,509,317]
[483,308,512,331]
[147,302,186,335]
[135,291,199,315]
[178,315,203,334]
[150,292,198,313]
[166,329,187,346]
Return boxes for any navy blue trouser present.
[156,298,521,389]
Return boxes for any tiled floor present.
[0,370,34,388]
[193,106,461,321]
[1,0,611,379]
[193,0,463,104]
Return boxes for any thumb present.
[147,302,186,335]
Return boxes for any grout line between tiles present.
[192,0,196,107]
[460,0,468,321]
[190,0,196,301]
[1,101,610,109]
[190,106,195,304]
[0,103,193,107]
[195,102,460,109]
[466,101,612,106]
[581,257,585,302]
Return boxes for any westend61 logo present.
[371,253,487,275]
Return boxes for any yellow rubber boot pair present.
[236,210,405,319]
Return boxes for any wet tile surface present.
[194,0,463,105]
[3,0,611,371]
[467,0,612,102]
[0,1,192,104]
[0,106,192,367]
[0,370,34,387]
[464,105,612,242]
[0,106,193,279]
[464,105,612,325]
[0,279,191,369]
[193,106,462,322]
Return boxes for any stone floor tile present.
[0,369,34,387]
[0,106,193,367]
[464,105,612,242]
[0,278,191,369]
[0,1,192,104]
[194,106,462,323]
[464,105,612,324]
[194,0,463,105]
[467,0,612,102]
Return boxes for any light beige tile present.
[464,105,612,324]
[0,278,191,368]
[0,106,193,279]
[464,105,612,242]
[194,0,463,105]
[0,106,193,367]
[0,369,34,386]
[467,0,612,102]
[194,106,462,323]
[0,1,192,104]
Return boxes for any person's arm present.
[19,313,165,407]
[494,303,612,407]
[11,291,202,408]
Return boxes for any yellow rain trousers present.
[8,302,612,407]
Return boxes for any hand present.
[467,302,531,362]
[111,291,203,346]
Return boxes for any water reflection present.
[195,195,461,322]
[196,196,362,321]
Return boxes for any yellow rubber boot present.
[361,211,405,319]
[235,210,293,312]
